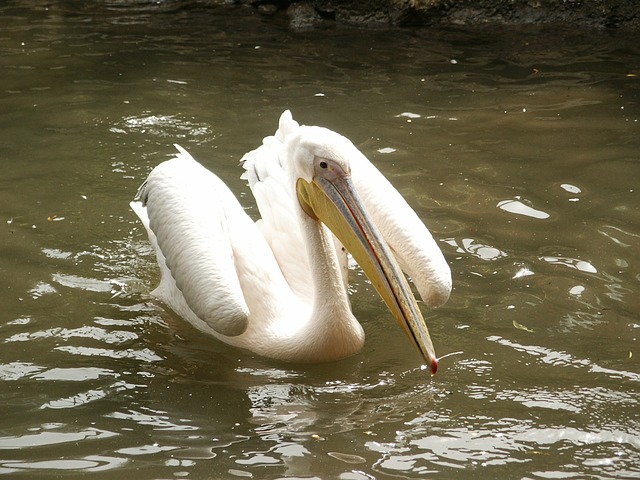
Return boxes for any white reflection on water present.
[117,444,179,456]
[54,345,163,362]
[0,428,117,450]
[0,362,44,381]
[540,256,598,273]
[112,113,213,139]
[378,423,640,472]
[107,408,198,431]
[41,248,73,260]
[495,385,638,414]
[52,273,113,293]
[560,183,582,195]
[32,366,115,382]
[28,281,57,298]
[598,224,639,248]
[488,336,640,383]
[497,198,551,219]
[328,451,367,464]
[6,326,138,344]
[443,237,507,261]
[0,456,127,475]
[42,388,108,410]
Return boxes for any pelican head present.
[291,126,440,375]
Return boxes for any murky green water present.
[1,2,639,478]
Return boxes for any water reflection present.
[497,198,551,219]
[0,456,127,475]
[488,336,640,383]
[443,237,507,261]
[113,113,213,140]
[540,255,598,273]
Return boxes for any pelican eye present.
[319,161,328,169]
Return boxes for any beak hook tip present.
[430,358,439,376]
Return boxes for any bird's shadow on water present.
[139,306,443,440]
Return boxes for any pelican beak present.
[296,166,438,375]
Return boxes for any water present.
[1,2,639,478]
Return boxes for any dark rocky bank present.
[230,0,640,29]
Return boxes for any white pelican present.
[130,111,451,374]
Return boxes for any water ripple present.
[0,428,117,450]
[0,456,127,475]
[5,326,137,345]
[55,346,163,362]
[488,336,640,382]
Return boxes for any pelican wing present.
[133,146,250,336]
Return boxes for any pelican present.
[130,111,451,374]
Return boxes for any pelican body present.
[131,111,451,373]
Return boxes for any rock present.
[288,2,322,29]
[232,0,640,29]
